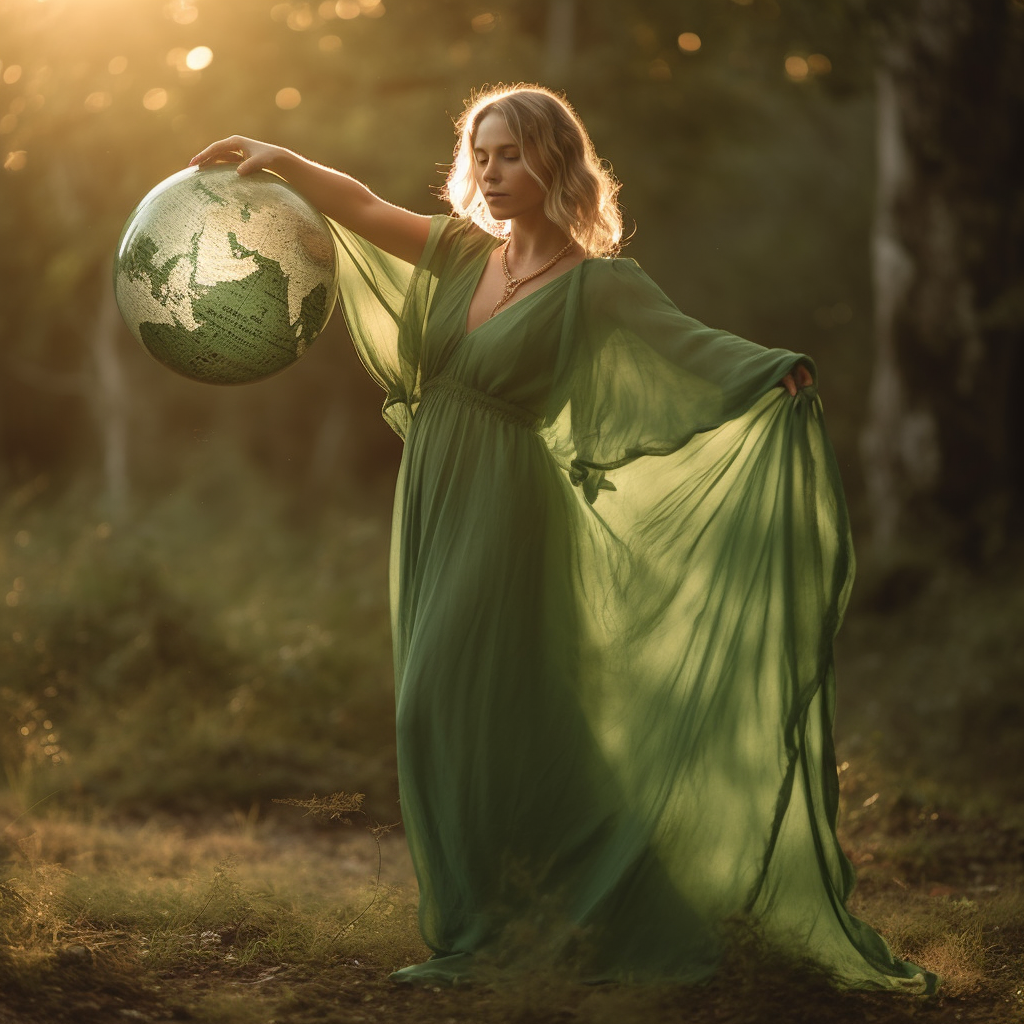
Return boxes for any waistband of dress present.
[419,376,540,430]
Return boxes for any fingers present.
[189,136,249,168]
[236,156,262,176]
[778,363,814,397]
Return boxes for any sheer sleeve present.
[534,256,926,993]
[563,258,813,502]
[328,213,450,438]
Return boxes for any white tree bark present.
[91,275,129,520]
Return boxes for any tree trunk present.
[544,0,575,82]
[861,0,1024,559]
[92,272,129,521]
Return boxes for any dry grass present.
[1,793,1022,1024]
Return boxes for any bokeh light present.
[142,87,168,111]
[166,1,198,25]
[649,58,671,80]
[336,0,360,18]
[807,53,832,75]
[84,91,112,112]
[677,32,701,53]
[287,5,314,31]
[785,55,810,81]
[318,34,342,52]
[185,46,213,71]
[108,56,128,75]
[166,47,188,72]
[3,149,26,171]
[275,86,302,109]
[3,65,22,85]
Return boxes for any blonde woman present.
[192,85,934,992]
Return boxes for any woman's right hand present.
[189,136,291,176]
[189,135,433,265]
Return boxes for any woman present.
[192,84,934,991]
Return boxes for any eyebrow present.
[473,143,519,153]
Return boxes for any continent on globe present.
[114,165,339,385]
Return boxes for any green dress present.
[331,214,935,992]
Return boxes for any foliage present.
[0,453,399,818]
[0,0,878,505]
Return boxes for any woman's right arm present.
[190,135,433,266]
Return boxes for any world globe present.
[114,165,338,385]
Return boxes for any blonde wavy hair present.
[443,84,623,258]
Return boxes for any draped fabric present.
[330,214,936,992]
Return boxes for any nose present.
[482,161,500,183]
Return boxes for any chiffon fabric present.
[330,214,935,992]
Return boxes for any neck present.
[504,210,573,266]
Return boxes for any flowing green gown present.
[330,214,935,992]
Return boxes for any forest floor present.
[1,744,1022,1024]
[1,487,1022,1023]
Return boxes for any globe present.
[114,165,338,385]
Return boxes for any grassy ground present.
[1,470,1022,1023]
[1,793,1021,1024]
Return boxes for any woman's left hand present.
[779,363,814,396]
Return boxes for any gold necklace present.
[490,238,576,319]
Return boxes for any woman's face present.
[472,111,547,222]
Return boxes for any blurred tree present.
[859,0,1024,559]
[0,0,879,521]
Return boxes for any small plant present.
[274,791,397,938]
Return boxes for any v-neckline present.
[463,239,586,341]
